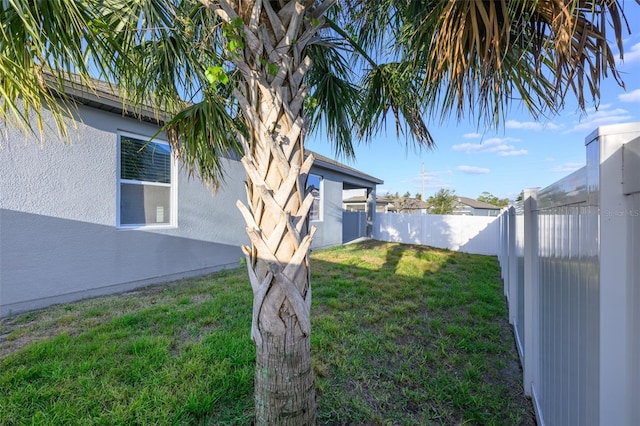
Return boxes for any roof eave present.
[43,72,170,125]
[308,151,383,186]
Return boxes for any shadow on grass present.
[0,240,534,425]
[311,240,535,426]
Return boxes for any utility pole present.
[421,162,426,214]
[421,162,425,202]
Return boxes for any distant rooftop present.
[456,196,501,209]
[344,195,502,211]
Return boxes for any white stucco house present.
[0,79,381,316]
[452,197,501,216]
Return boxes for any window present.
[118,134,175,227]
[307,174,322,221]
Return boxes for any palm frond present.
[308,13,434,154]
[334,0,401,55]
[165,90,244,187]
[94,1,239,185]
[94,1,224,115]
[358,62,434,148]
[520,0,628,107]
[407,0,630,126]
[305,42,361,160]
[0,0,115,135]
[1,0,242,184]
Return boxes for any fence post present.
[500,211,508,293]
[523,188,539,398]
[366,188,375,239]
[508,206,517,325]
[592,128,633,425]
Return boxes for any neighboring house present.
[396,197,429,214]
[346,194,501,216]
[0,78,381,316]
[343,195,394,213]
[343,195,431,213]
[452,197,501,216]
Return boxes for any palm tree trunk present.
[239,128,317,425]
[202,0,328,423]
[254,303,315,424]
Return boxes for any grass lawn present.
[0,241,534,425]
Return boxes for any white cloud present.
[463,132,482,139]
[565,104,634,133]
[498,149,528,157]
[392,169,454,194]
[505,120,542,130]
[402,169,452,183]
[451,137,522,155]
[619,89,640,103]
[457,165,490,174]
[549,162,583,173]
[617,42,640,66]
[505,120,561,131]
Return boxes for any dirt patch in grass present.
[1,313,83,359]
[0,278,217,359]
[493,314,537,425]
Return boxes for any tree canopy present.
[477,192,510,207]
[428,189,458,215]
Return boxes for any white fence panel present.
[506,205,526,360]
[625,130,640,424]
[499,122,640,426]
[374,212,499,255]
[534,166,599,426]
[629,192,640,424]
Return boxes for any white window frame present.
[307,173,323,222]
[116,131,177,229]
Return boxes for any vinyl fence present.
[374,212,499,255]
[498,122,640,426]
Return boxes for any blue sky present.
[306,15,640,201]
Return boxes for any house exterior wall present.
[310,167,348,250]
[452,205,500,216]
[473,208,500,217]
[0,104,249,316]
[0,103,378,316]
[453,205,474,215]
